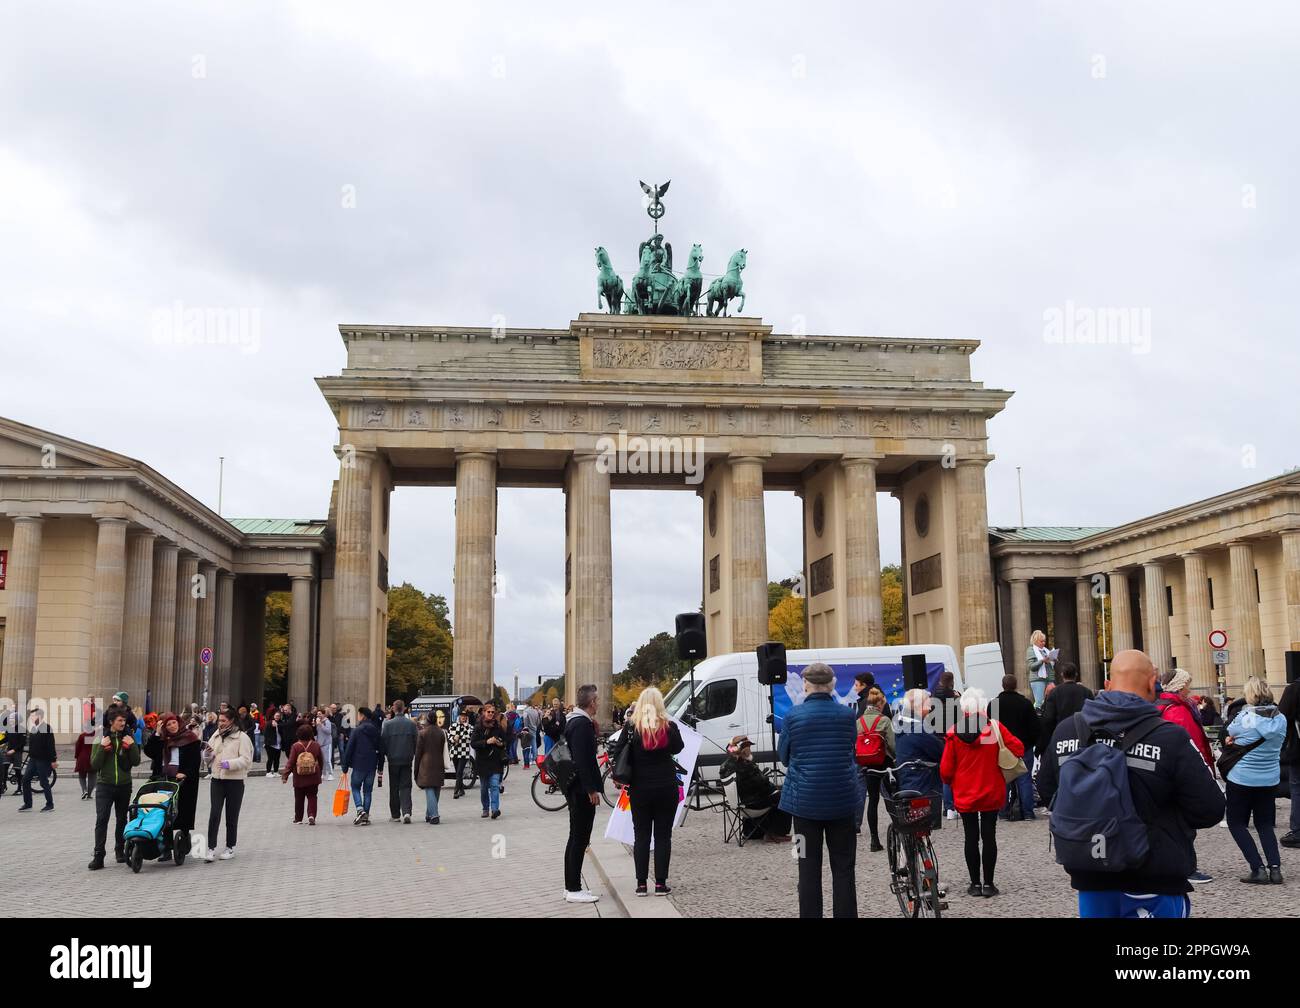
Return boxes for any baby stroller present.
[122,780,184,872]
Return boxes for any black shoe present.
[17,805,31,812]
[1269,866,1284,885]
[1240,868,1270,884]
[654,883,671,896]
[481,810,489,818]
[869,840,884,852]
[88,855,105,871]
[40,804,53,812]
[429,817,440,825]
[1280,831,1300,848]
[982,883,1000,897]
[967,883,983,897]
[115,849,128,864]
[491,810,501,819]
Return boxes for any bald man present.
[1038,650,1225,919]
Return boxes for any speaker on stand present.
[756,641,787,776]
[675,612,710,810]
[902,652,929,692]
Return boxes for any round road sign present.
[200,646,214,666]
[1207,629,1228,650]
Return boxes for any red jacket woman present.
[1158,678,1215,773]
[940,718,1024,813]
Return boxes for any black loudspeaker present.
[902,653,928,691]
[1287,651,1300,685]
[675,612,707,661]
[756,641,788,685]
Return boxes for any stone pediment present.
[0,416,138,470]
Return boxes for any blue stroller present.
[122,779,183,872]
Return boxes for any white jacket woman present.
[205,725,253,780]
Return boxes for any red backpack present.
[855,715,887,767]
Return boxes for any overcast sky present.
[3,2,1296,691]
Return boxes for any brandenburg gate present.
[317,185,1011,717]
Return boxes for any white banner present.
[604,719,702,846]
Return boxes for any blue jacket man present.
[341,709,383,824]
[777,662,858,918]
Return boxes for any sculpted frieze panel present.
[592,338,749,372]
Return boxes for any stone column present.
[88,516,128,705]
[196,562,218,706]
[147,542,180,712]
[1109,570,1134,652]
[1229,541,1264,683]
[955,458,997,649]
[567,453,613,719]
[1180,551,1213,691]
[452,451,497,701]
[172,553,200,712]
[728,456,768,653]
[1142,561,1173,677]
[120,531,156,709]
[214,572,235,703]
[1074,577,1101,690]
[842,458,883,646]
[1282,531,1300,653]
[288,575,313,709]
[332,449,375,708]
[0,515,43,701]
[1009,578,1030,686]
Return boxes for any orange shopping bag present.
[333,773,351,817]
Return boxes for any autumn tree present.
[262,592,290,703]
[768,594,806,649]
[385,582,453,700]
[882,564,905,645]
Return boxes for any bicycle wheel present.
[913,834,942,919]
[885,826,911,918]
[600,765,620,808]
[460,760,477,790]
[531,772,568,812]
[501,760,510,782]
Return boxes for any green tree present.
[882,564,905,645]
[768,581,791,611]
[263,592,290,703]
[617,631,690,688]
[385,582,453,700]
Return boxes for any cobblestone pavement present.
[663,798,1300,918]
[4,764,620,918]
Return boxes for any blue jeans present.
[351,769,375,813]
[480,772,501,813]
[423,787,441,820]
[508,738,519,762]
[22,758,54,808]
[253,734,263,762]
[1030,679,1046,707]
[1003,768,1036,819]
[522,739,536,766]
[942,782,955,813]
[1078,891,1190,918]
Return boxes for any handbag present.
[991,720,1028,784]
[543,739,576,792]
[1216,735,1265,778]
[613,728,634,784]
[332,773,351,817]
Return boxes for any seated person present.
[719,735,792,843]
[894,688,945,797]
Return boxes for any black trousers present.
[865,773,889,843]
[452,757,468,796]
[961,810,999,885]
[207,779,245,850]
[630,784,679,886]
[564,788,597,892]
[266,746,280,774]
[93,782,131,856]
[1226,780,1280,870]
[792,815,857,918]
[389,761,413,817]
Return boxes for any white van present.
[662,642,1004,780]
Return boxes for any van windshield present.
[663,679,693,719]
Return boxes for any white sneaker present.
[945,809,959,820]
[218,847,235,861]
[202,850,215,863]
[326,774,334,781]
[266,771,275,777]
[564,889,599,903]
[402,813,411,824]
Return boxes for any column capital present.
[334,444,378,462]
[217,570,236,583]
[841,455,885,469]
[128,528,158,542]
[10,512,44,524]
[290,573,313,583]
[454,449,497,462]
[92,514,129,527]
[954,454,995,468]
[198,559,219,574]
[1176,549,1203,558]
[156,540,180,556]
[1141,559,1167,569]
[1004,576,1031,584]
[727,453,769,467]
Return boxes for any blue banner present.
[772,661,944,733]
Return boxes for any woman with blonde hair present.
[1223,676,1288,884]
[1026,630,1055,708]
[612,687,684,897]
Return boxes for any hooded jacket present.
[1224,704,1287,787]
[1038,690,1225,895]
[940,716,1022,813]
[1157,691,1214,771]
[90,729,141,787]
[342,718,382,776]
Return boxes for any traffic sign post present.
[1209,630,1229,712]
[200,646,213,714]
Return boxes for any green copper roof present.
[989,526,1110,543]
[227,518,329,537]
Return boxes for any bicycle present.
[865,760,947,919]
[458,755,510,792]
[4,754,59,793]
[530,734,620,812]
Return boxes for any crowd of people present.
[3,636,1295,920]
[773,640,1298,918]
